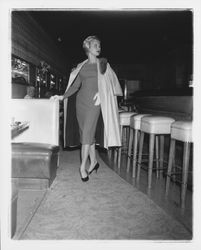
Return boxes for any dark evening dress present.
[64,63,101,145]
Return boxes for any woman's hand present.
[50,95,63,101]
[93,92,100,106]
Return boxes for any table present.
[11,121,29,139]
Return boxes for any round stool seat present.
[130,114,151,130]
[171,121,192,142]
[141,116,175,134]
[119,112,137,126]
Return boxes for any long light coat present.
[63,59,123,148]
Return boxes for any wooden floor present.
[98,148,192,234]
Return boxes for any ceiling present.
[28,9,193,65]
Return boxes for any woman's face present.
[88,39,101,57]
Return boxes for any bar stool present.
[109,109,131,160]
[137,116,175,189]
[165,121,192,209]
[117,111,137,169]
[108,108,125,159]
[127,114,151,177]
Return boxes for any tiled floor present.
[98,148,192,234]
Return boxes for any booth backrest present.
[11,99,60,146]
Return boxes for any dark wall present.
[11,11,192,94]
[112,44,192,91]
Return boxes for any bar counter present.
[131,87,193,121]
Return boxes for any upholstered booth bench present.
[10,99,60,238]
[11,99,60,189]
[12,143,60,189]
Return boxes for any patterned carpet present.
[20,149,191,240]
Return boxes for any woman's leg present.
[80,144,90,178]
[88,143,98,172]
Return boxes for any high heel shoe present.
[80,169,89,182]
[89,162,100,175]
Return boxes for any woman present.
[24,86,35,99]
[52,35,122,182]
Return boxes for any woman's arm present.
[63,74,81,99]
[50,74,81,101]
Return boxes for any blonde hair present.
[82,35,100,54]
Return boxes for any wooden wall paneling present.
[12,12,67,75]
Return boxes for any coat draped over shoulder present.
[63,59,123,149]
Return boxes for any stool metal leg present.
[107,148,112,159]
[148,134,155,189]
[165,138,176,196]
[114,148,118,163]
[181,142,191,209]
[155,135,159,178]
[159,135,165,178]
[137,131,144,182]
[172,148,176,182]
[132,129,139,178]
[125,127,130,144]
[127,127,134,172]
[117,125,123,169]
